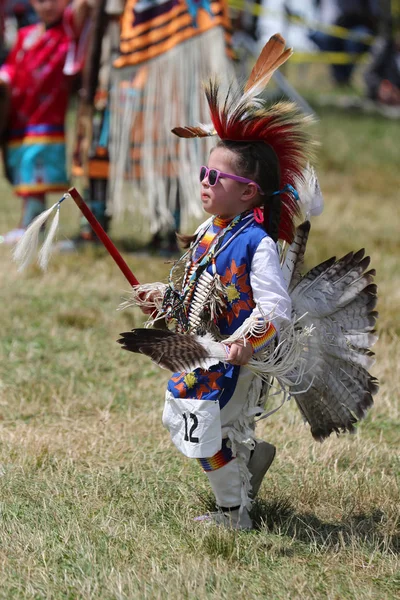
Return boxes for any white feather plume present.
[38,205,60,270]
[13,201,60,272]
[295,164,324,219]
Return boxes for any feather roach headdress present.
[172,34,316,243]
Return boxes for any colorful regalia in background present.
[0,7,85,198]
[108,0,236,237]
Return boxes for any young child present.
[121,36,315,530]
[166,139,297,530]
[0,0,90,245]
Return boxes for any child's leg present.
[248,440,276,499]
[195,370,276,528]
[196,440,276,530]
[196,440,253,530]
[21,194,46,228]
[198,439,251,509]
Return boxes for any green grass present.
[0,101,399,599]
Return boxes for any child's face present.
[30,0,68,26]
[200,147,257,219]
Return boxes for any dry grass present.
[0,105,399,599]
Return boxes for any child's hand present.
[141,304,156,315]
[137,290,162,316]
[227,340,254,366]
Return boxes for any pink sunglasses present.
[200,166,264,195]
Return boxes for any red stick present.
[68,187,140,286]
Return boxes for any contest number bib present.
[162,392,222,458]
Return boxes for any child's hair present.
[215,139,282,242]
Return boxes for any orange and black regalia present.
[108,0,236,235]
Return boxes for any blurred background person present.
[0,0,91,245]
[66,0,124,249]
[364,25,400,105]
[309,0,380,86]
[108,0,236,256]
[66,0,236,256]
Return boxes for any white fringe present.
[249,322,314,388]
[13,201,59,272]
[108,28,236,232]
[224,311,315,388]
[222,375,264,511]
[224,311,277,345]
[38,205,60,270]
[118,282,167,313]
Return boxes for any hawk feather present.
[117,329,227,372]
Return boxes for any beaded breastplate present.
[162,213,255,335]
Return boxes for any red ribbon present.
[253,207,264,223]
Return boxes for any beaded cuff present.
[197,438,234,472]
[247,322,277,354]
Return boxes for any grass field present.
[0,101,399,599]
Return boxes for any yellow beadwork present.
[184,372,197,389]
[226,284,241,303]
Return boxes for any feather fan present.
[117,329,228,372]
[286,227,378,441]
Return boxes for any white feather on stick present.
[38,205,60,270]
[13,199,62,272]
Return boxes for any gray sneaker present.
[248,441,276,499]
[194,507,253,530]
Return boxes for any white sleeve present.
[249,236,292,334]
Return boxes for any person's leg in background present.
[335,25,372,85]
[309,29,351,85]
[164,179,180,256]
[79,177,110,241]
[0,193,46,244]
[56,177,109,252]
[21,194,46,228]
[149,178,180,256]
